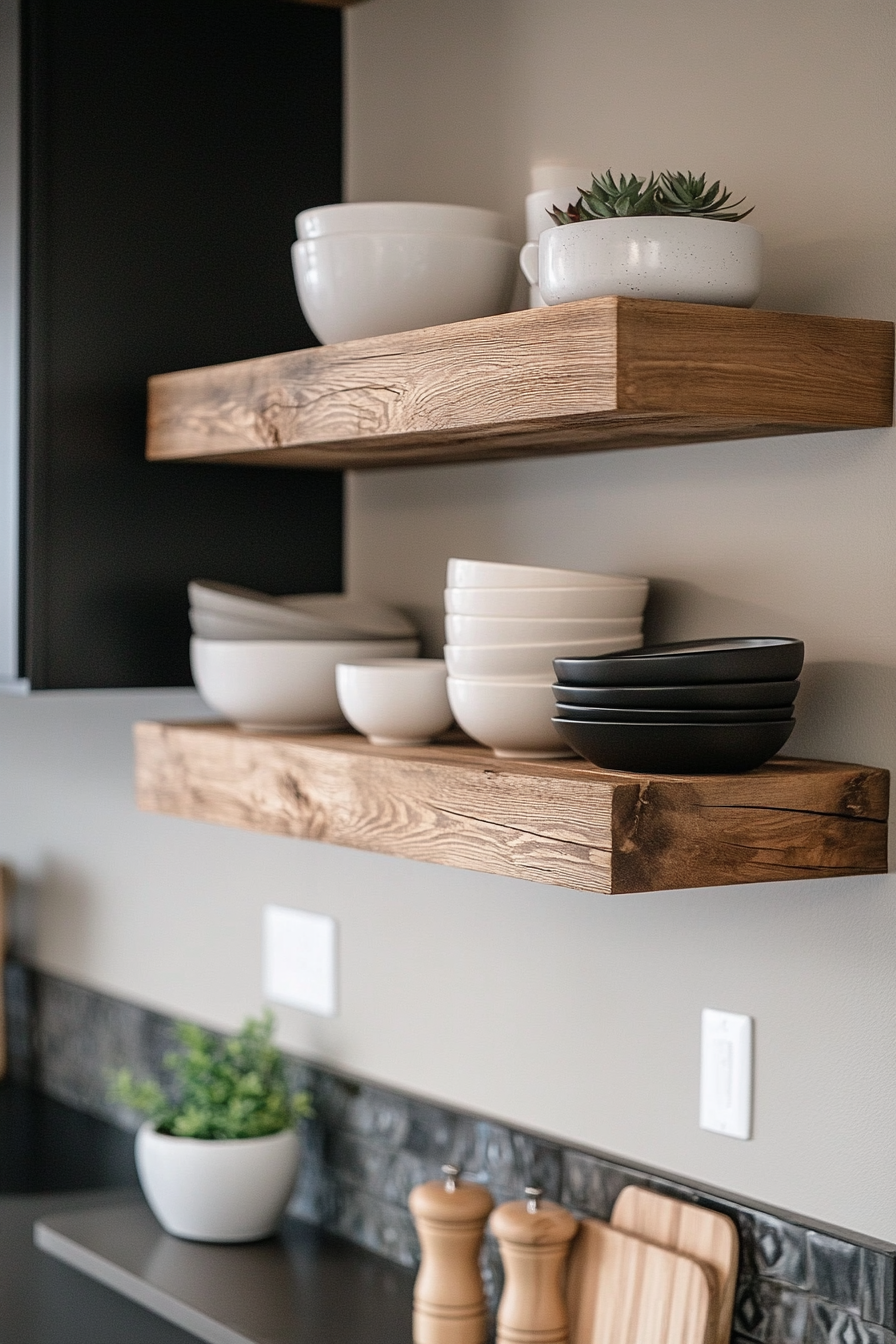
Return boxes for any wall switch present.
[700,1008,752,1139]
[263,905,337,1017]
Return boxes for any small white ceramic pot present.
[135,1123,300,1243]
[520,216,762,307]
[336,658,453,745]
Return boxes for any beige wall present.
[3,0,895,1244]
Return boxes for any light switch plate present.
[263,905,337,1017]
[700,1008,752,1139]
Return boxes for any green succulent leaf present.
[548,169,753,225]
[107,1010,313,1141]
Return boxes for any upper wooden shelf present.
[134,722,888,894]
[146,298,894,471]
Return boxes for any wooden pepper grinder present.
[490,1187,579,1344]
[409,1164,495,1344]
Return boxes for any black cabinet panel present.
[21,0,344,687]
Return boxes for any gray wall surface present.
[1,0,894,1245]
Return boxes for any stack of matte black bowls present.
[551,638,804,774]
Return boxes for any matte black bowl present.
[552,717,795,774]
[551,679,800,710]
[554,638,804,687]
[554,703,795,724]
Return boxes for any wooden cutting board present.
[567,1219,713,1344]
[611,1187,738,1344]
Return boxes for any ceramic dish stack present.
[188,581,419,732]
[551,637,804,773]
[291,202,518,344]
[443,559,649,758]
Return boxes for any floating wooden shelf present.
[134,722,888,894]
[146,298,894,470]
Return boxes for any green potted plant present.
[110,1011,312,1243]
[519,169,761,307]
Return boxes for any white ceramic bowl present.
[336,659,453,746]
[444,635,644,680]
[445,613,642,647]
[291,233,518,344]
[136,1123,299,1243]
[444,584,648,619]
[520,216,762,307]
[191,637,419,731]
[447,558,647,589]
[297,201,508,241]
[447,677,572,759]
[189,583,416,641]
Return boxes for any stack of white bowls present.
[189,581,419,732]
[444,559,649,758]
[291,202,518,344]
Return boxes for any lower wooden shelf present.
[133,722,888,894]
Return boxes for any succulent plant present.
[655,171,753,221]
[548,169,752,226]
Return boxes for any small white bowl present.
[444,634,644,680]
[445,613,642,647]
[447,677,572,759]
[336,659,452,746]
[191,637,419,732]
[291,233,518,344]
[447,558,647,589]
[296,202,508,241]
[444,584,648,620]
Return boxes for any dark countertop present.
[0,1081,414,1344]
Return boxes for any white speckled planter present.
[136,1122,300,1243]
[519,216,762,307]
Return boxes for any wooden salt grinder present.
[409,1164,494,1344]
[490,1187,579,1344]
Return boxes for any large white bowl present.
[444,584,648,619]
[447,558,647,589]
[191,637,419,731]
[336,658,452,746]
[136,1123,299,1243]
[291,233,518,344]
[445,613,642,647]
[444,635,644,680]
[447,677,572,759]
[297,202,508,241]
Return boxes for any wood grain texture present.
[567,1219,713,1344]
[145,298,894,469]
[133,723,889,895]
[611,1188,738,1344]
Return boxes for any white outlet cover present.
[263,905,337,1017]
[700,1008,753,1140]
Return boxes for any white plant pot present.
[135,1122,300,1243]
[519,216,762,307]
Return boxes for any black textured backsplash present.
[7,962,894,1344]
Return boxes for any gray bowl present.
[554,638,804,687]
[552,717,795,774]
